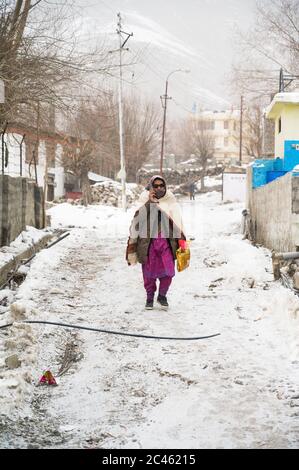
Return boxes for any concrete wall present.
[0,175,45,247]
[247,167,299,252]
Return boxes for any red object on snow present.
[39,370,57,386]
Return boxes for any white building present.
[265,92,299,159]
[197,109,251,164]
[2,123,65,201]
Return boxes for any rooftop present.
[266,92,299,119]
[198,109,240,119]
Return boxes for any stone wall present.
[247,167,299,252]
[0,175,45,247]
[137,165,225,187]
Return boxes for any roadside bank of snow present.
[0,231,75,419]
[48,203,134,239]
[0,226,54,269]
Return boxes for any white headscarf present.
[135,175,186,238]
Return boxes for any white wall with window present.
[3,131,65,201]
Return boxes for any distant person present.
[241,209,253,241]
[189,181,196,200]
[126,175,186,310]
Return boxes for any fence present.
[1,123,37,180]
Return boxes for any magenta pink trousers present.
[142,236,175,301]
[143,274,172,301]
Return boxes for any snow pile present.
[259,286,299,361]
[47,202,137,239]
[0,304,39,417]
[183,191,243,239]
[0,234,71,418]
[88,171,112,183]
[208,235,271,287]
[0,226,52,269]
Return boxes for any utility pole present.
[160,69,190,175]
[1,122,7,175]
[20,134,25,177]
[116,13,133,211]
[160,80,172,175]
[0,79,6,175]
[279,68,285,92]
[239,95,244,165]
[279,67,299,93]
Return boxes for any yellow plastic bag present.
[176,244,191,272]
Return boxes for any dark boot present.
[145,299,154,310]
[157,294,169,310]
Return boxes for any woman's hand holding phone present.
[149,188,159,203]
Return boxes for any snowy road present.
[1,192,299,448]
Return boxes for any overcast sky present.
[78,0,258,115]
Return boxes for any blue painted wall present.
[252,158,287,188]
[251,142,299,189]
[284,141,299,171]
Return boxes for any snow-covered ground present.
[0,192,299,449]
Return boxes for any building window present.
[202,120,215,130]
[224,121,229,130]
[278,116,282,134]
[224,137,229,147]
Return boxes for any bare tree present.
[94,94,123,179]
[61,101,102,205]
[243,103,264,159]
[86,93,160,182]
[254,0,299,72]
[123,96,160,181]
[231,0,299,102]
[230,2,299,161]
[0,1,110,130]
[180,117,215,190]
[63,138,95,206]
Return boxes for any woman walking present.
[126,175,186,310]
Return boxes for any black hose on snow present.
[0,320,220,341]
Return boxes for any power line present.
[172,98,194,115]
[141,49,228,109]
[98,0,115,14]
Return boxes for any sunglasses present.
[153,183,165,189]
